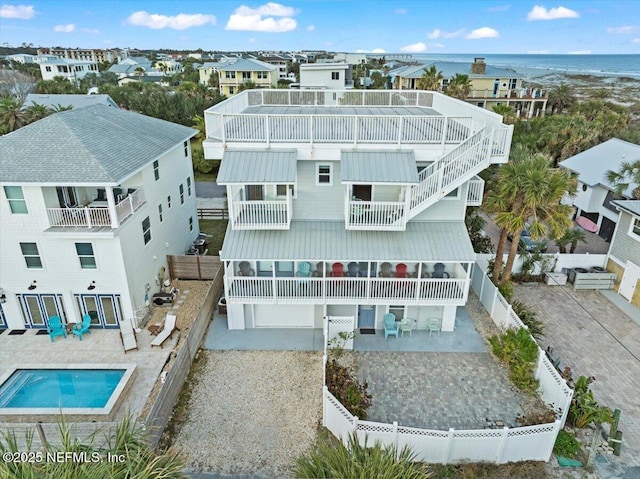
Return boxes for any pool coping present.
[0,363,137,422]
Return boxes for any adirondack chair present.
[395,263,410,278]
[72,314,92,340]
[378,262,394,278]
[330,262,345,277]
[47,316,67,342]
[347,262,361,277]
[432,263,450,279]
[384,313,399,339]
[296,262,312,277]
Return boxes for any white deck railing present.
[230,199,291,229]
[346,201,405,230]
[466,176,485,206]
[225,276,469,305]
[115,188,145,223]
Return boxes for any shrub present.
[516,409,557,426]
[498,280,514,302]
[511,300,545,339]
[489,327,540,393]
[192,148,214,174]
[293,431,431,479]
[553,429,582,458]
[568,376,613,428]
[325,359,371,419]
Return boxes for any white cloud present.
[355,48,387,53]
[466,27,500,39]
[606,26,636,34]
[568,50,591,54]
[400,42,427,53]
[53,23,74,32]
[226,2,297,32]
[527,5,579,21]
[527,49,550,54]
[394,8,407,14]
[126,11,216,30]
[81,27,100,34]
[307,25,315,31]
[633,38,640,44]
[0,4,35,19]
[487,4,510,12]
[248,37,255,43]
[428,28,465,39]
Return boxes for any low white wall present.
[476,253,608,275]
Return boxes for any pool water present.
[0,369,126,408]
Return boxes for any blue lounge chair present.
[72,314,92,340]
[47,316,67,342]
[296,262,311,277]
[384,313,399,339]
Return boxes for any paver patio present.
[514,284,640,469]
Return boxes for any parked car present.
[508,224,548,253]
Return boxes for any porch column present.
[106,187,119,228]
[441,305,457,332]
[527,101,535,119]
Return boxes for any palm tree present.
[416,65,443,91]
[492,104,516,124]
[548,83,575,114]
[606,159,640,199]
[237,80,257,92]
[555,228,587,253]
[445,73,472,100]
[485,146,577,284]
[134,67,145,82]
[192,114,205,141]
[23,102,53,123]
[0,97,25,134]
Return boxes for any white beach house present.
[203,89,512,332]
[0,105,198,330]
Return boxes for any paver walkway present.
[351,351,537,430]
[515,285,640,469]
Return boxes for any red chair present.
[395,263,409,278]
[330,262,345,277]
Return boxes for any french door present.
[74,294,123,329]
[18,294,67,328]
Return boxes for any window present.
[20,242,42,268]
[631,218,640,240]
[229,87,235,94]
[179,184,185,204]
[75,243,96,269]
[189,216,194,232]
[153,160,159,181]
[167,195,172,208]
[509,78,517,89]
[257,71,267,79]
[142,216,151,244]
[331,71,340,80]
[316,163,332,185]
[187,177,192,197]
[242,72,251,80]
[184,140,189,157]
[225,71,236,79]
[158,204,163,222]
[276,184,287,196]
[45,66,51,72]
[4,186,28,213]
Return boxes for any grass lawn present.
[199,219,228,255]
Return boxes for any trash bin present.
[218,297,227,316]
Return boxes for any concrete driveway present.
[514,284,640,473]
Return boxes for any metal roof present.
[217,150,297,184]
[0,105,196,184]
[341,151,418,183]
[216,58,277,72]
[22,94,119,110]
[613,200,640,217]
[559,138,640,197]
[221,221,476,262]
[391,61,522,79]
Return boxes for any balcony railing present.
[466,176,485,206]
[468,88,548,100]
[224,276,469,305]
[346,201,405,231]
[230,197,291,230]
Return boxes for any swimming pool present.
[0,364,136,422]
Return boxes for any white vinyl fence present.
[476,253,608,276]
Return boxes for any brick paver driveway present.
[515,285,640,468]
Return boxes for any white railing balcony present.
[467,176,485,206]
[225,276,469,305]
[115,188,145,224]
[346,201,405,231]
[230,198,291,230]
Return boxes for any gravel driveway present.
[175,350,323,478]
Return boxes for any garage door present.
[254,304,314,328]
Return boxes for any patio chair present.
[347,262,361,277]
[72,314,92,340]
[95,188,107,201]
[432,263,450,279]
[295,262,311,278]
[313,261,325,277]
[237,261,255,276]
[378,262,394,278]
[428,318,441,337]
[46,316,67,342]
[384,313,399,339]
[395,263,410,278]
[413,263,429,278]
[119,327,138,353]
[151,314,178,348]
[330,262,345,277]
[399,318,413,338]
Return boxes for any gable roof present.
[22,94,119,110]
[218,150,297,184]
[390,61,521,80]
[559,138,640,197]
[0,105,196,185]
[217,58,277,72]
[341,151,418,183]
[613,200,640,217]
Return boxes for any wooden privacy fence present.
[168,254,221,280]
[144,268,224,449]
[197,208,228,219]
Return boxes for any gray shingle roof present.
[559,138,640,197]
[217,150,297,184]
[221,220,475,261]
[0,105,196,184]
[341,151,418,183]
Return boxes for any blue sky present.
[1,1,638,54]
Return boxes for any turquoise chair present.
[296,262,312,278]
[47,316,67,342]
[383,313,399,339]
[72,314,92,340]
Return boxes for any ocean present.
[410,53,640,79]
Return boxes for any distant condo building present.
[37,48,116,64]
[38,58,99,84]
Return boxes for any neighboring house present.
[39,59,99,83]
[154,59,183,75]
[6,53,37,64]
[559,138,640,242]
[609,200,640,307]
[198,61,228,86]
[202,89,511,331]
[259,55,289,80]
[108,57,155,80]
[300,63,354,89]
[216,58,278,96]
[117,75,165,86]
[0,105,198,330]
[22,94,119,110]
[37,48,116,64]
[390,58,547,118]
[332,53,367,65]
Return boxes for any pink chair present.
[395,263,409,278]
[330,262,345,277]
